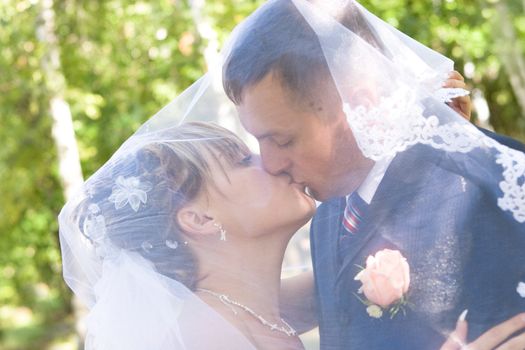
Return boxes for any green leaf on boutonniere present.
[388,296,410,319]
[353,292,369,306]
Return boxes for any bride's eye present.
[238,154,252,166]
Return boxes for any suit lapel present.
[311,197,346,285]
[334,197,388,285]
[335,145,441,286]
[327,197,346,280]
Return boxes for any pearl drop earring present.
[213,223,227,241]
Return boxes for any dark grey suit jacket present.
[311,131,525,349]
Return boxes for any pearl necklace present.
[197,288,297,337]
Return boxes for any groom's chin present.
[307,186,344,203]
[306,187,327,202]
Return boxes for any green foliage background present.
[1,0,523,348]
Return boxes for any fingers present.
[441,322,468,350]
[443,78,467,90]
[442,70,468,90]
[451,95,471,110]
[469,313,525,350]
[456,96,471,115]
[441,311,525,350]
[443,71,471,120]
[446,97,471,120]
[447,70,465,82]
[495,331,525,350]
[440,310,469,350]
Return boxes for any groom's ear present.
[177,203,217,237]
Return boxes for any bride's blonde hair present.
[78,121,250,290]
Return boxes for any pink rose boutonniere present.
[354,249,411,319]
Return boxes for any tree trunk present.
[493,2,525,118]
[188,0,243,131]
[188,0,220,69]
[37,0,86,347]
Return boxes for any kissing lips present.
[293,182,315,200]
[305,186,315,199]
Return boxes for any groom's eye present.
[276,139,293,148]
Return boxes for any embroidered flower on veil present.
[108,176,152,212]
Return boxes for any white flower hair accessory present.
[83,204,107,242]
[108,176,152,212]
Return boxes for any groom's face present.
[237,73,373,201]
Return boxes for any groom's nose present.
[260,148,291,176]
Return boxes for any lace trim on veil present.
[343,90,525,223]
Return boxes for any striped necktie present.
[342,191,367,235]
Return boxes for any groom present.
[223,0,525,349]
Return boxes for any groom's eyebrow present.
[254,131,278,140]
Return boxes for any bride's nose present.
[253,154,292,182]
[250,154,264,168]
[260,148,291,176]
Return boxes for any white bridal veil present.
[59,0,525,349]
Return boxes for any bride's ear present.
[177,204,217,237]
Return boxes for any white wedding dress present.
[81,251,256,350]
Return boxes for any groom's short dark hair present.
[223,0,386,106]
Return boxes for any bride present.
[60,121,314,349]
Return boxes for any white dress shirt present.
[352,156,394,204]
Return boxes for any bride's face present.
[208,153,316,239]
